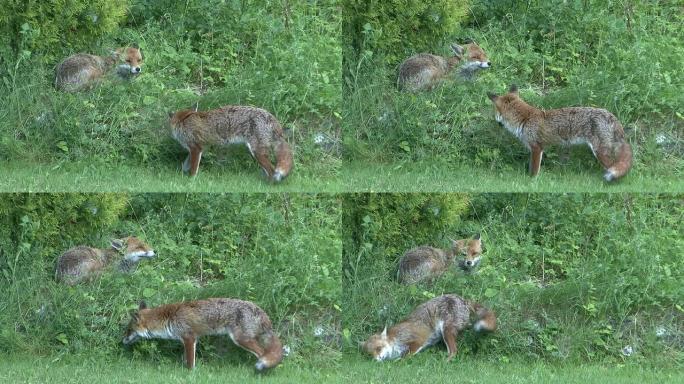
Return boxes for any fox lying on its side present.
[397,234,483,284]
[362,294,496,361]
[487,85,633,181]
[123,298,284,372]
[55,236,155,285]
[55,45,143,92]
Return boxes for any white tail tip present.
[604,169,617,182]
[255,360,267,371]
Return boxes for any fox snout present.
[479,61,492,68]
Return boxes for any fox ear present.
[486,92,498,101]
[509,84,519,94]
[111,239,125,250]
[381,326,387,338]
[463,38,475,44]
[167,111,175,119]
[450,43,464,56]
[473,233,481,240]
[131,42,140,49]
[138,301,147,310]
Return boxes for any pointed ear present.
[463,38,475,44]
[381,326,387,338]
[111,239,125,250]
[509,84,519,94]
[450,43,464,56]
[473,233,481,240]
[110,48,122,58]
[138,48,144,61]
[138,301,147,310]
[131,42,140,49]
[167,111,175,119]
[487,92,498,101]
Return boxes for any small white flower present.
[282,345,291,356]
[621,345,633,356]
[313,326,325,337]
[655,327,667,338]
[313,133,326,145]
[655,134,667,145]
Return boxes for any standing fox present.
[55,45,143,92]
[398,40,491,92]
[362,294,496,361]
[397,234,483,285]
[487,85,633,181]
[169,105,293,182]
[123,298,284,372]
[55,236,155,285]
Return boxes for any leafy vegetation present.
[0,193,341,367]
[0,0,341,187]
[342,193,683,365]
[343,0,684,188]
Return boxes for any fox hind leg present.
[189,146,203,177]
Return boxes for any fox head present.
[123,301,149,345]
[487,84,534,129]
[113,45,143,76]
[452,234,483,272]
[470,303,497,333]
[362,327,405,362]
[111,236,155,262]
[450,40,491,71]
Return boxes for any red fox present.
[487,85,633,181]
[397,234,482,284]
[169,105,293,182]
[123,298,284,372]
[398,40,491,91]
[55,236,155,285]
[362,294,496,361]
[55,45,143,92]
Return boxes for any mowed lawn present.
[1,355,681,384]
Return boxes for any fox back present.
[55,46,143,92]
[170,106,293,182]
[397,234,482,284]
[363,294,496,361]
[488,85,633,181]
[398,41,490,91]
[55,236,155,285]
[123,298,283,371]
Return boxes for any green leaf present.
[142,288,155,298]
[484,288,498,298]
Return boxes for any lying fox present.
[123,298,284,372]
[55,45,143,92]
[362,294,496,361]
[398,40,491,92]
[397,234,483,284]
[55,236,155,285]
[169,105,293,182]
[487,85,633,181]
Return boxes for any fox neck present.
[117,258,140,273]
[497,100,541,144]
[446,56,462,71]
[102,248,122,265]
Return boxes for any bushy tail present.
[469,301,497,333]
[272,139,293,183]
[604,141,633,182]
[255,331,284,372]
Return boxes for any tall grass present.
[342,193,684,365]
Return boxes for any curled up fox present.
[55,45,143,92]
[123,298,284,372]
[397,234,483,284]
[169,105,293,182]
[362,294,496,361]
[488,85,633,181]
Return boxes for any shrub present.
[0,0,130,64]
[343,0,470,68]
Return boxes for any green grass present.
[1,355,681,384]
[339,161,684,192]
[0,160,342,192]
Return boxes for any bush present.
[343,0,470,69]
[0,0,129,64]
